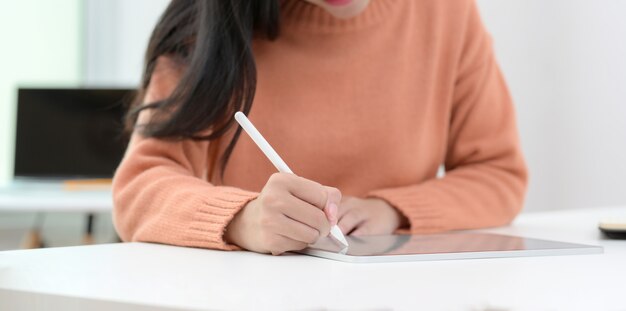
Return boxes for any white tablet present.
[297,232,603,263]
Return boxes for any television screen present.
[14,88,133,179]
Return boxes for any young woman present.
[113,0,528,255]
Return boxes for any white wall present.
[82,0,626,212]
[83,0,169,86]
[0,0,82,185]
[477,0,626,211]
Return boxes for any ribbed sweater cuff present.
[367,185,445,233]
[185,187,259,251]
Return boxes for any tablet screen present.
[300,232,602,263]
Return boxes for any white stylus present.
[234,111,349,247]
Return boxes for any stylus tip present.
[330,225,349,247]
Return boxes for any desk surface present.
[0,183,112,212]
[1,206,625,310]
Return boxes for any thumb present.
[323,186,342,226]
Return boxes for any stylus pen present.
[234,111,349,247]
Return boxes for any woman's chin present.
[309,0,372,20]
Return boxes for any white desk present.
[1,206,625,311]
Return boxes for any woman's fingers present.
[279,197,331,238]
[322,186,342,225]
[338,209,367,235]
[269,233,309,256]
[240,173,344,255]
[350,223,373,236]
[338,196,358,219]
[269,173,342,214]
[275,214,322,245]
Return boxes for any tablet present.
[297,232,603,263]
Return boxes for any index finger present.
[279,174,342,211]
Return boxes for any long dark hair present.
[127,0,280,177]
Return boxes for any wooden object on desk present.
[20,230,43,249]
[63,179,112,191]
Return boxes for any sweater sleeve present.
[367,1,528,233]
[112,58,259,250]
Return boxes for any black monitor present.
[14,88,133,179]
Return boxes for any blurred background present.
[0,0,624,250]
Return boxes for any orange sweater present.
[113,0,528,250]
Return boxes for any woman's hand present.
[224,173,341,255]
[337,196,408,236]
